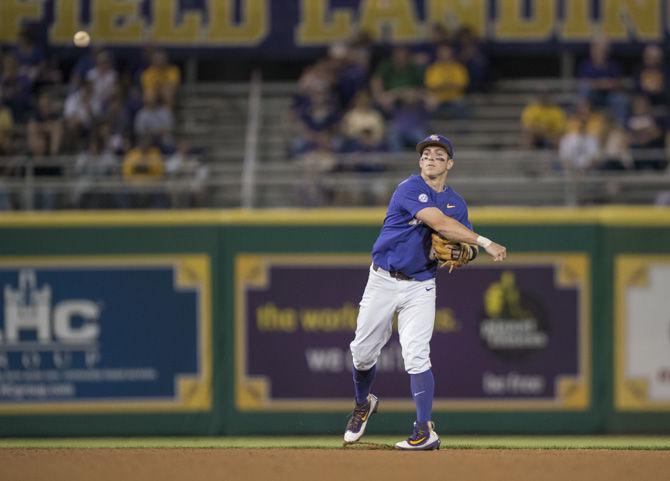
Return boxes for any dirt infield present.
[2,448,670,481]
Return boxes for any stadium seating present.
[2,78,668,209]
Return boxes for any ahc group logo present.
[1,269,102,370]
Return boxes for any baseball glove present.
[430,233,478,273]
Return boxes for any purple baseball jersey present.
[371,174,471,281]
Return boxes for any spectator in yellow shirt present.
[565,99,607,141]
[0,103,14,155]
[122,138,165,181]
[140,50,180,108]
[121,138,168,208]
[424,43,469,118]
[521,92,567,148]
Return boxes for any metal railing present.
[0,150,669,210]
[240,70,263,209]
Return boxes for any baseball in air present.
[73,31,91,47]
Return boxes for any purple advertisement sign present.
[235,254,590,411]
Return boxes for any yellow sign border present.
[234,253,591,412]
[0,255,212,414]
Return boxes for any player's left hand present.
[429,233,477,273]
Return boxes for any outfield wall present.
[0,207,668,435]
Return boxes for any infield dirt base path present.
[3,448,670,481]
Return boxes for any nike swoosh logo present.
[425,287,434,291]
[413,391,426,397]
[446,204,456,209]
[409,436,428,446]
[361,412,369,422]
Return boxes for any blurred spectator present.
[27,122,62,210]
[634,44,669,108]
[12,28,45,88]
[165,139,209,207]
[290,91,341,155]
[0,103,14,155]
[72,133,119,208]
[131,44,157,85]
[347,30,374,73]
[28,92,63,156]
[386,89,430,152]
[329,42,368,110]
[340,90,385,152]
[520,91,566,149]
[559,118,600,173]
[565,99,607,141]
[577,38,628,123]
[457,27,489,93]
[598,117,633,171]
[70,46,100,88]
[424,43,469,118]
[101,91,132,154]
[63,80,100,149]
[86,50,118,111]
[122,137,165,179]
[292,59,338,122]
[121,137,168,208]
[371,46,424,111]
[296,147,336,207]
[1,54,33,122]
[626,95,666,171]
[124,85,145,124]
[134,97,174,150]
[39,56,64,90]
[413,23,451,67]
[140,49,180,109]
[296,59,336,100]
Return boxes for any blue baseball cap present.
[416,134,455,159]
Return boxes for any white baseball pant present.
[350,264,436,374]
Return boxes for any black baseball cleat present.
[394,420,441,450]
[343,394,379,445]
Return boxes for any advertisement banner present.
[0,255,212,413]
[0,0,665,54]
[235,253,590,411]
[615,256,670,411]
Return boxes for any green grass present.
[1,436,670,450]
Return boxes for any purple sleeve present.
[395,181,436,218]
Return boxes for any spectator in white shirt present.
[63,81,101,134]
[134,97,174,149]
[559,118,601,172]
[85,50,118,111]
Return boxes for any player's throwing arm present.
[416,207,507,269]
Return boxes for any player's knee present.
[404,355,431,374]
[350,344,377,371]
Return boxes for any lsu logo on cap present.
[416,134,455,159]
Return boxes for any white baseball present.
[73,31,91,48]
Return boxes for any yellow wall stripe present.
[0,206,669,227]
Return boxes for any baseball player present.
[343,134,507,450]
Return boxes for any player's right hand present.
[485,242,507,262]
